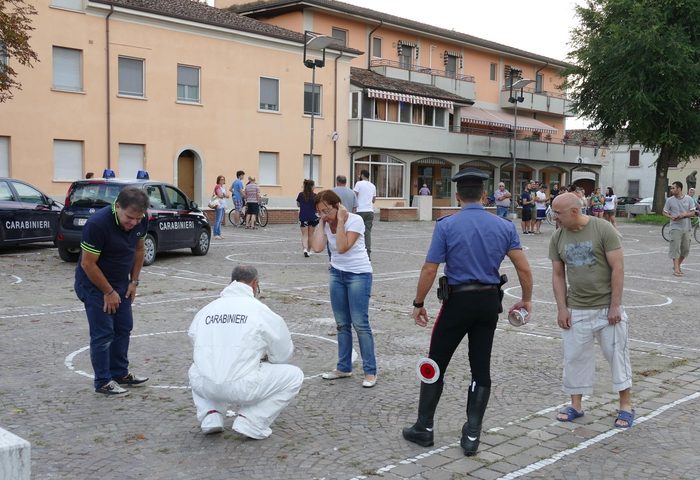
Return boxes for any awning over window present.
[415,158,448,165]
[461,107,558,133]
[367,88,453,110]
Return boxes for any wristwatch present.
[130,279,140,286]
[412,299,424,308]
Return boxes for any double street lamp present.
[303,31,336,181]
[508,70,535,218]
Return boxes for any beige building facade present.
[1,0,603,210]
[0,0,356,205]
[228,0,600,207]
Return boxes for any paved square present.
[1,219,698,479]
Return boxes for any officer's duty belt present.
[449,283,499,293]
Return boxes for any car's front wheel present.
[143,233,157,266]
[58,245,80,262]
[192,229,210,256]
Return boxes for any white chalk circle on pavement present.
[1,273,22,284]
[64,330,357,389]
[503,285,672,309]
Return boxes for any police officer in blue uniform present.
[74,187,150,396]
[402,168,533,455]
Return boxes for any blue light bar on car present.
[136,170,150,180]
[102,169,116,179]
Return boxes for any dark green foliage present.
[0,0,39,102]
[563,0,700,210]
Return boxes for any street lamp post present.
[507,70,535,219]
[303,31,336,181]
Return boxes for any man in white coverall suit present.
[188,265,304,438]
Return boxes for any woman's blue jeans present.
[213,206,225,236]
[329,267,376,375]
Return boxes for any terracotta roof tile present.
[92,0,360,53]
[231,0,571,67]
[350,67,472,104]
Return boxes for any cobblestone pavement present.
[1,218,698,479]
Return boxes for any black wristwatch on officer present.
[130,279,140,286]
[412,299,424,309]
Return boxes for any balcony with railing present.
[348,118,600,166]
[370,59,476,100]
[499,86,572,117]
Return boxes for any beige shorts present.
[669,229,691,259]
[561,307,632,395]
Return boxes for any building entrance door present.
[177,151,195,200]
[412,160,452,206]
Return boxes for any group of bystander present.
[72,167,640,452]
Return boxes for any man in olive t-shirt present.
[548,193,634,428]
[663,181,695,276]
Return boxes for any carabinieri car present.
[56,177,211,265]
[0,178,63,247]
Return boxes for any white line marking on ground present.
[504,285,672,308]
[626,273,700,286]
[631,338,700,353]
[1,273,22,284]
[496,391,700,479]
[487,397,591,432]
[64,330,352,388]
[0,294,219,320]
[348,391,700,480]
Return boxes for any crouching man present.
[188,265,304,438]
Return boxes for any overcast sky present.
[342,0,589,128]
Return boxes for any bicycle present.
[545,205,555,225]
[661,215,700,243]
[228,195,268,227]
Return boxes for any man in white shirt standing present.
[534,185,548,234]
[493,182,511,219]
[353,169,376,259]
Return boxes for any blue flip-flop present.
[556,406,584,422]
[615,409,635,428]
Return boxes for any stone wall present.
[266,208,299,224]
[203,208,299,225]
[379,207,418,221]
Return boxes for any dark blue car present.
[0,178,63,247]
[56,178,211,265]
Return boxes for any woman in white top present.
[310,190,377,388]
[212,175,229,239]
[603,186,618,227]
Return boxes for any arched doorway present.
[458,160,499,198]
[176,148,203,204]
[412,157,452,206]
[353,154,406,200]
[494,162,534,198]
[539,166,567,195]
[572,169,597,195]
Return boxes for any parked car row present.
[1,175,211,265]
[0,178,63,246]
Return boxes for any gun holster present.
[497,274,508,313]
[437,275,449,303]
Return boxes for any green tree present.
[564,0,700,210]
[0,0,38,102]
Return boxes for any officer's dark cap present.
[451,168,489,183]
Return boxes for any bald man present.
[548,193,635,428]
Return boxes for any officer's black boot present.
[460,382,491,456]
[402,382,444,447]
